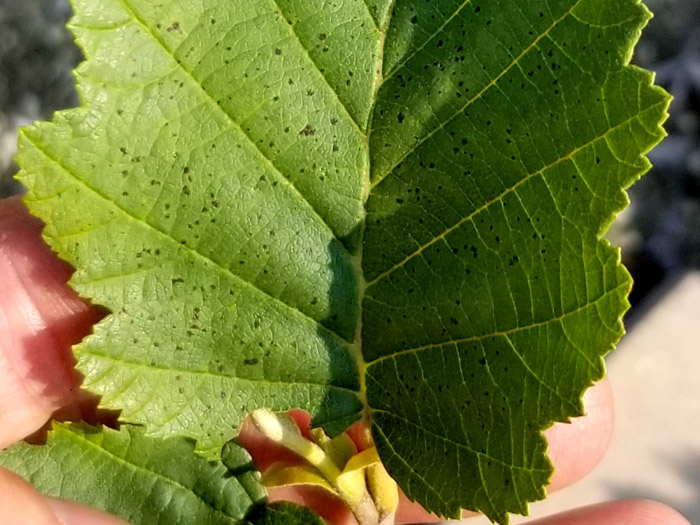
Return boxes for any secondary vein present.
[363,280,628,367]
[62,429,239,520]
[268,0,368,133]
[382,0,474,82]
[370,0,583,188]
[24,132,355,348]
[365,103,663,288]
[117,0,351,257]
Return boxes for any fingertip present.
[545,377,614,492]
[531,500,691,525]
[394,490,444,523]
[0,466,129,525]
[47,498,131,525]
[0,467,62,525]
[0,197,104,447]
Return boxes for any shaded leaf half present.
[362,0,668,521]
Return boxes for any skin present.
[0,196,690,525]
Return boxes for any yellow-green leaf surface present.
[13,0,669,523]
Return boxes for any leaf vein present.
[366,102,664,287]
[383,0,473,81]
[371,422,455,512]
[267,0,367,132]
[82,348,361,396]
[370,409,548,473]
[24,131,354,347]
[117,0,349,252]
[501,335,578,413]
[360,0,381,32]
[60,429,238,520]
[371,0,583,187]
[365,280,628,366]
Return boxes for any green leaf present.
[12,0,669,523]
[248,502,326,525]
[19,0,368,455]
[0,423,266,524]
[363,1,668,521]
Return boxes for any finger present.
[527,500,690,525]
[0,467,128,525]
[0,197,104,448]
[544,376,614,492]
[47,497,130,525]
[395,379,614,523]
[0,467,63,525]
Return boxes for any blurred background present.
[0,0,698,522]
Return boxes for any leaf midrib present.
[352,0,398,405]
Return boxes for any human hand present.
[0,197,690,525]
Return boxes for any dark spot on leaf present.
[300,124,316,136]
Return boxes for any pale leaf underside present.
[14,0,668,522]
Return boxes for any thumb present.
[0,467,128,525]
[0,197,103,449]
